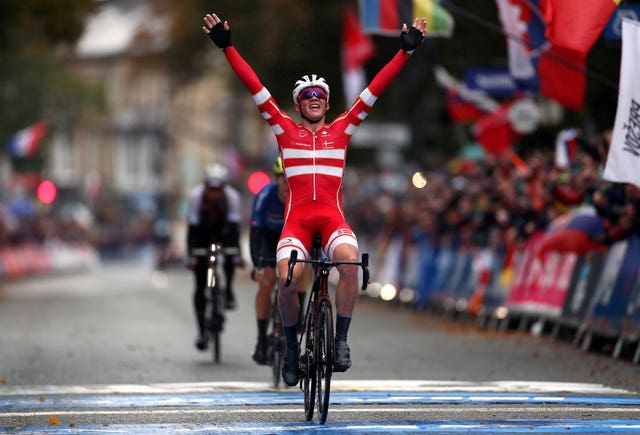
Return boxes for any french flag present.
[6,121,48,158]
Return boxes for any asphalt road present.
[1,258,639,433]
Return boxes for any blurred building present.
[56,0,270,221]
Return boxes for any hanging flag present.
[342,7,376,106]
[538,44,586,110]
[472,101,519,156]
[495,0,587,110]
[360,0,454,37]
[541,0,621,57]
[554,128,581,169]
[433,65,499,123]
[5,121,49,158]
[495,0,547,91]
[603,19,640,188]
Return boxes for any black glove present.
[401,26,424,52]
[209,21,231,49]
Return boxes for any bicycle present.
[285,235,369,424]
[192,243,232,363]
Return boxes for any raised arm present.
[340,18,427,125]
[367,17,427,97]
[201,13,265,96]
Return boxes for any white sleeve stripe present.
[345,124,358,135]
[261,111,272,120]
[357,110,368,120]
[360,88,377,107]
[253,88,271,106]
[271,124,284,135]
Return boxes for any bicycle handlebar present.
[285,250,370,290]
[191,244,239,257]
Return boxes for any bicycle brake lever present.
[285,250,298,287]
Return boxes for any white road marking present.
[0,380,631,396]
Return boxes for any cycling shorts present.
[276,201,358,263]
[256,228,280,268]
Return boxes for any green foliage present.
[0,0,103,162]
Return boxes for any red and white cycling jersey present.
[223,46,411,257]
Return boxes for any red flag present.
[541,0,620,56]
[445,88,488,123]
[538,44,586,110]
[341,7,376,105]
[472,102,519,156]
[433,66,498,124]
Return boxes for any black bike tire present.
[303,282,318,421]
[271,336,282,388]
[210,286,222,363]
[316,299,333,424]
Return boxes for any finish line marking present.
[4,420,640,434]
[3,391,640,411]
[0,380,632,396]
[3,405,640,418]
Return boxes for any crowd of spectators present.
[2,128,639,274]
[345,129,640,263]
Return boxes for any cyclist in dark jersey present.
[185,164,243,351]
[249,157,306,364]
[202,12,426,385]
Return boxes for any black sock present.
[336,315,351,341]
[284,325,297,351]
[257,318,268,342]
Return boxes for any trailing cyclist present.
[202,12,426,385]
[185,164,244,351]
[249,157,306,365]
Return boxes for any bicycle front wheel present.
[302,293,317,421]
[315,299,334,424]
[209,286,223,363]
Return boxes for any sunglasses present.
[299,88,328,101]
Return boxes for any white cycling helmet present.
[292,74,330,105]
[204,163,229,187]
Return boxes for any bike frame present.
[285,236,369,424]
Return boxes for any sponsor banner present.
[506,232,577,316]
[603,5,640,40]
[414,236,440,307]
[464,68,517,96]
[561,251,605,324]
[586,238,629,335]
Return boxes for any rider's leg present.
[332,242,359,372]
[277,256,305,386]
[253,267,276,365]
[193,259,208,350]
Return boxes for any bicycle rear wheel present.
[315,299,334,424]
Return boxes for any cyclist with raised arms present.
[249,157,306,365]
[202,12,427,386]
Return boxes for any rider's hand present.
[202,13,231,49]
[400,18,427,53]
